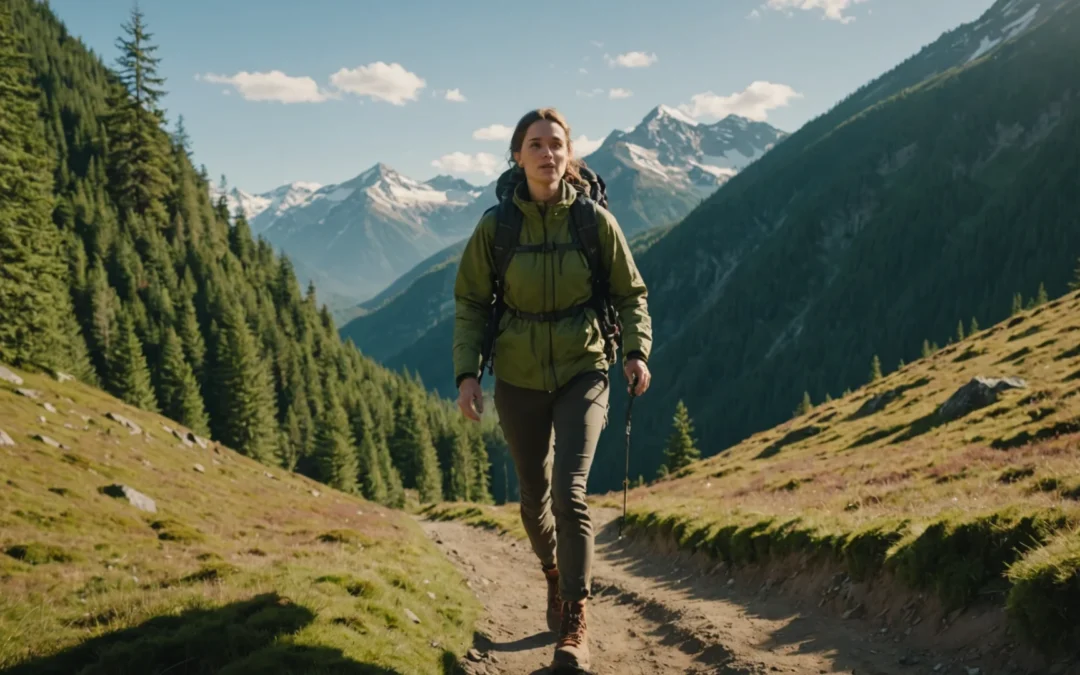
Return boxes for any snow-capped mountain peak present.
[648,104,700,127]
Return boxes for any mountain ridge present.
[215,108,785,307]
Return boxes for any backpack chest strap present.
[512,241,583,254]
[505,302,591,323]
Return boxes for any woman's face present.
[514,119,570,184]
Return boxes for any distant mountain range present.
[212,106,787,308]
[338,0,1080,496]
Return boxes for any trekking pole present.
[619,373,639,540]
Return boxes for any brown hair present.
[509,108,588,191]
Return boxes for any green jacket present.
[453,179,652,392]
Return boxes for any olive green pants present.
[494,371,610,603]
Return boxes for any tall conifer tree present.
[315,380,358,493]
[212,304,277,462]
[108,312,158,411]
[664,400,700,472]
[157,327,209,434]
[105,6,171,220]
[0,7,78,371]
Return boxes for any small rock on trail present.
[0,429,15,447]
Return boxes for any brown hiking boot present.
[543,565,562,633]
[552,600,589,672]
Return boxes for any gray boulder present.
[100,484,157,513]
[0,429,14,446]
[0,365,23,385]
[937,376,1027,422]
[105,412,142,435]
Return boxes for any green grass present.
[420,503,527,540]
[0,365,480,674]
[612,292,1080,659]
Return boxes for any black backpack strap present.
[491,198,523,289]
[570,195,605,284]
[478,198,522,381]
[570,195,622,366]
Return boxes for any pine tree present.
[156,327,209,434]
[921,339,932,359]
[177,295,206,380]
[794,391,812,416]
[869,354,882,383]
[377,437,406,508]
[447,429,471,502]
[417,438,444,504]
[314,381,358,494]
[1070,259,1080,291]
[469,430,493,504]
[0,8,76,371]
[107,312,158,411]
[657,464,670,479]
[357,428,387,504]
[212,304,278,463]
[1011,292,1024,315]
[104,6,171,220]
[897,358,905,370]
[956,320,965,342]
[347,398,386,504]
[664,400,700,472]
[1036,282,1049,306]
[969,316,980,335]
[279,404,303,471]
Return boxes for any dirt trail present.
[420,507,986,675]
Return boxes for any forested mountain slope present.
[1,0,502,509]
[590,0,1080,490]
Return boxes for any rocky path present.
[420,507,977,675]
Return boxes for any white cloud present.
[431,152,501,177]
[605,51,658,68]
[196,70,331,103]
[579,68,588,75]
[609,88,633,99]
[677,80,802,122]
[577,88,606,98]
[764,0,869,24]
[591,40,604,48]
[473,124,513,141]
[445,88,466,102]
[329,62,426,105]
[748,8,762,19]
[573,135,603,156]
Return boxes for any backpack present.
[477,165,622,382]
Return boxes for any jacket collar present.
[511,178,578,220]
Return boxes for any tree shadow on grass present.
[0,592,440,675]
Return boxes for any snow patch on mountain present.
[966,1,1044,63]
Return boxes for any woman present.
[452,107,653,671]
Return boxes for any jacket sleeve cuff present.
[625,350,647,364]
[456,373,477,387]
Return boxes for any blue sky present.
[48,0,995,194]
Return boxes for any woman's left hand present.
[624,357,650,396]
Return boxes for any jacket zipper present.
[541,204,558,392]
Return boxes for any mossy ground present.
[0,366,479,674]
[610,290,1080,659]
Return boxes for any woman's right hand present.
[457,377,484,421]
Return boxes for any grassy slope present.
[609,289,1080,658]
[0,368,479,674]
[421,503,526,541]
